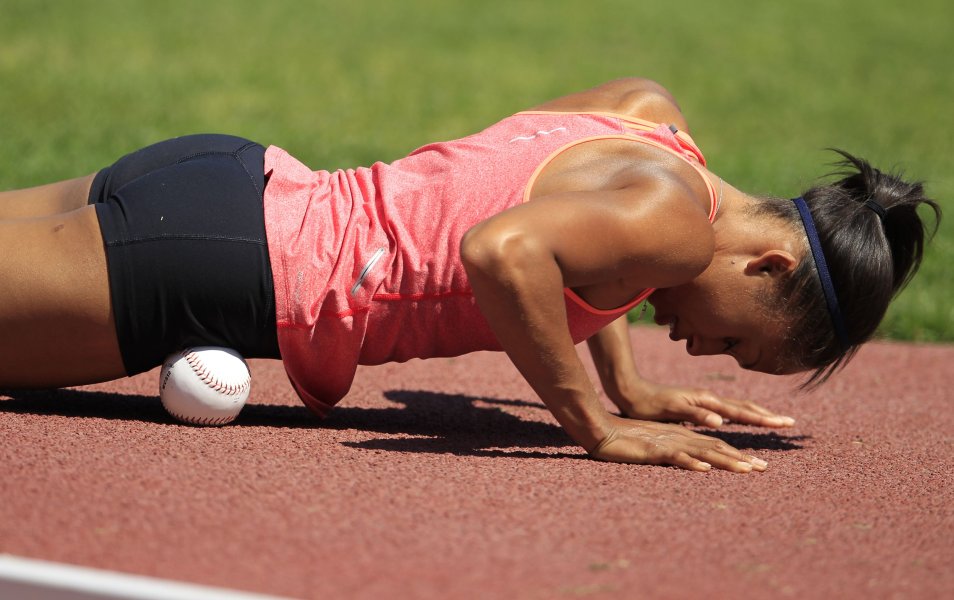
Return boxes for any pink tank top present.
[262,111,717,416]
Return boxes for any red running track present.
[1,327,952,599]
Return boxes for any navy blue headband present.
[792,197,849,349]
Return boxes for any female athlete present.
[0,78,939,472]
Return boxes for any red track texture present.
[1,327,952,599]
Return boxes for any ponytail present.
[826,150,938,292]
[756,150,941,385]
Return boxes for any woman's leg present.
[0,205,125,387]
[0,174,96,219]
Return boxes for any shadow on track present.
[334,389,581,459]
[0,387,577,458]
[334,390,809,458]
[0,387,172,424]
[0,388,807,457]
[0,387,315,427]
[692,429,809,452]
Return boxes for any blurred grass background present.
[1,0,951,341]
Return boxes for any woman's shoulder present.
[529,78,690,130]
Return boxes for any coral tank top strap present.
[516,111,719,317]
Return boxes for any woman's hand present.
[589,414,767,472]
[585,318,794,431]
[613,380,796,429]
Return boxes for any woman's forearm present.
[586,315,653,407]
[461,232,610,451]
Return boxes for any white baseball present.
[159,347,251,426]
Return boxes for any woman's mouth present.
[657,316,680,341]
[653,313,685,341]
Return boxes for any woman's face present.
[648,257,794,375]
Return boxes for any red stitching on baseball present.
[169,411,235,426]
[182,348,251,397]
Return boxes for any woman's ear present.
[744,250,797,277]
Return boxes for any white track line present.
[0,554,293,600]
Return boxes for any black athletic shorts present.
[89,134,281,376]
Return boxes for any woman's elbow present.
[460,227,546,279]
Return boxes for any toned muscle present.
[532,146,712,308]
[467,163,714,307]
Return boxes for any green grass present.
[2,0,951,341]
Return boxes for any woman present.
[0,78,939,472]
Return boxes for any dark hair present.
[756,150,941,386]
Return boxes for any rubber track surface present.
[2,328,952,599]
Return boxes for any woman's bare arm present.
[460,182,765,471]
[586,315,643,403]
[587,315,796,428]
